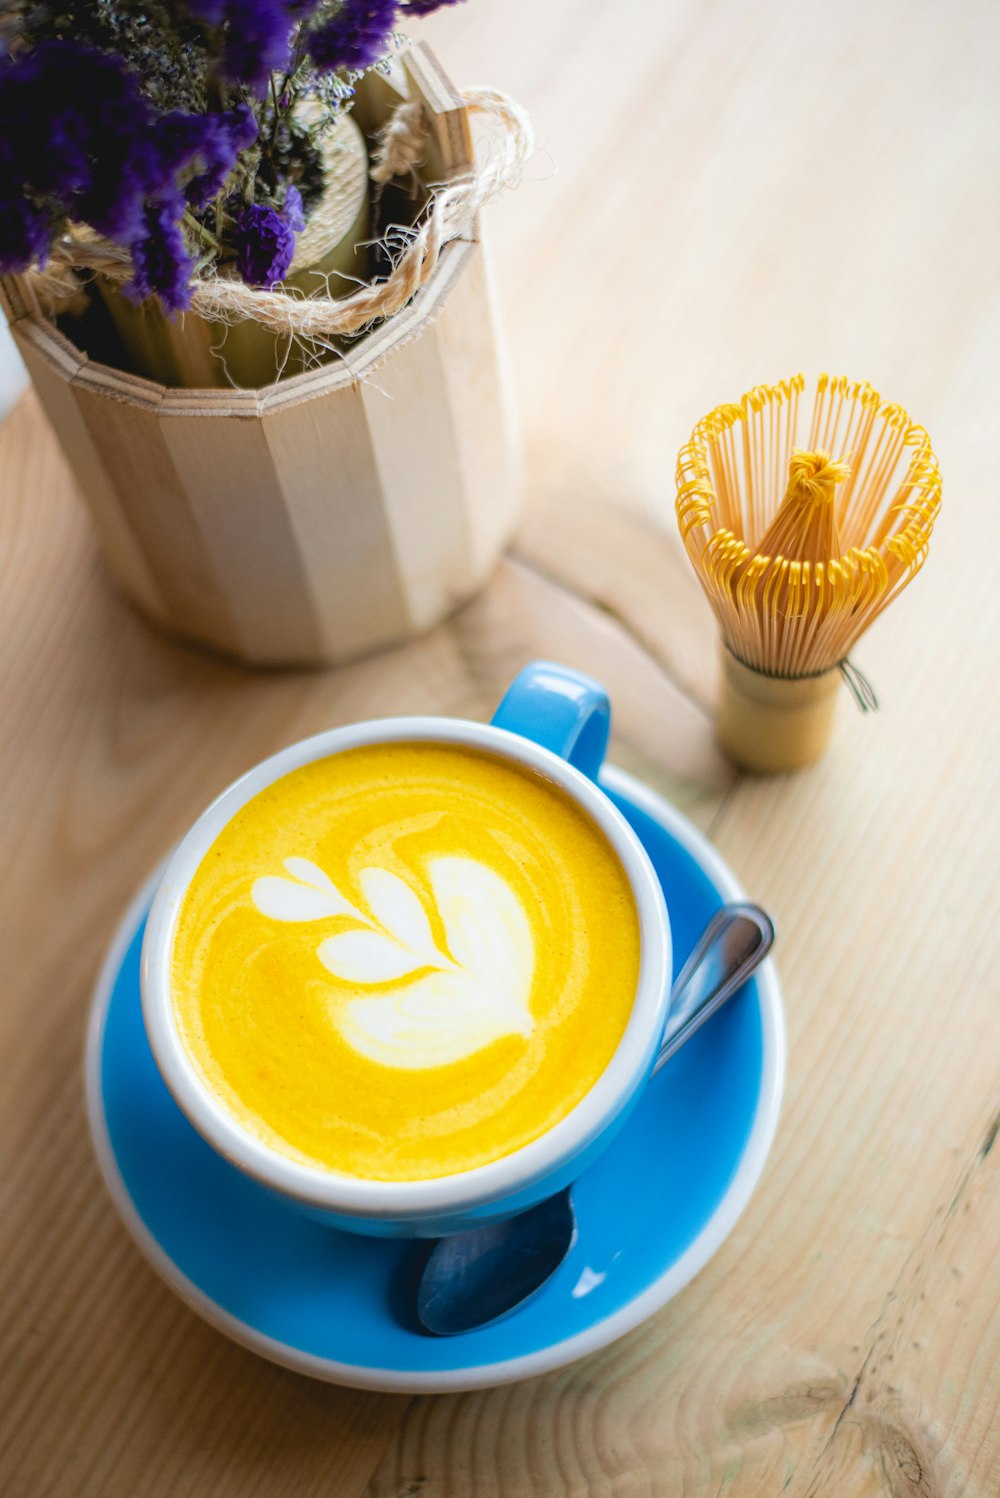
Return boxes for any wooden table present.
[3,2,998,1494]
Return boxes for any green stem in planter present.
[184,211,224,253]
[204,69,227,116]
[268,74,283,156]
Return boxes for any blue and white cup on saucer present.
[140,662,673,1239]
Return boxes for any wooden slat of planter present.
[67,373,241,655]
[358,311,476,633]
[11,320,167,623]
[158,414,325,665]
[260,385,412,662]
[0,271,34,322]
[350,63,407,139]
[326,237,479,393]
[404,43,475,183]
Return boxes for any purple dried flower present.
[185,0,302,89]
[232,201,299,285]
[0,42,160,266]
[0,40,260,307]
[309,0,397,73]
[0,193,52,270]
[127,197,197,313]
[156,105,259,208]
[283,184,306,232]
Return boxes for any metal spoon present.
[416,902,775,1336]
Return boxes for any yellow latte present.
[172,742,640,1181]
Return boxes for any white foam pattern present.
[251,855,535,1069]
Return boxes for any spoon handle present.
[652,903,774,1076]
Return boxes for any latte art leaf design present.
[358,867,440,961]
[251,858,359,923]
[250,855,536,1068]
[318,929,429,985]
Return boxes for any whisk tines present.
[676,373,941,680]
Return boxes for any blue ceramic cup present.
[142,662,672,1238]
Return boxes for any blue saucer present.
[85,768,784,1392]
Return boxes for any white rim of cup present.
[140,717,672,1222]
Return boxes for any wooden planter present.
[0,48,523,667]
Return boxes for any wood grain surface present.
[2,1,999,1494]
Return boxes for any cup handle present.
[491,661,610,781]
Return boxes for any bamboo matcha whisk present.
[676,374,941,772]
